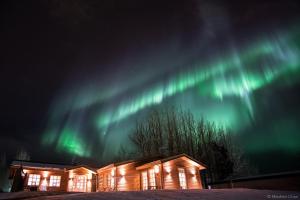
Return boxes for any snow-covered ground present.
[0,189,299,200]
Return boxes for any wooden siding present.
[136,158,203,190]
[97,163,140,192]
[10,155,205,193]
[140,165,163,190]
[70,167,94,176]
[11,167,69,192]
[162,158,203,190]
[97,167,114,191]
[68,167,96,192]
[116,163,140,191]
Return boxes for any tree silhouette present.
[10,166,25,192]
[129,107,255,182]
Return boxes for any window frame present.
[76,175,85,190]
[178,168,187,189]
[142,171,148,190]
[110,174,115,189]
[49,175,61,187]
[148,169,156,189]
[27,174,41,186]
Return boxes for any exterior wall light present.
[69,171,74,179]
[190,169,196,175]
[165,167,171,173]
[120,168,125,176]
[87,173,92,180]
[43,171,49,178]
[111,169,115,176]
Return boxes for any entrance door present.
[142,171,148,190]
[178,168,187,189]
[74,175,87,192]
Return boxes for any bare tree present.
[15,148,30,161]
[166,108,174,156]
[129,107,253,182]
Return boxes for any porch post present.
[160,164,164,189]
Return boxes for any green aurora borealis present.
[96,31,300,129]
[42,26,300,171]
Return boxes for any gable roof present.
[97,160,137,172]
[11,154,206,174]
[136,154,207,170]
[162,153,207,168]
[67,165,97,174]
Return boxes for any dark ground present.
[0,189,299,200]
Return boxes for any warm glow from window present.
[178,168,187,189]
[111,175,115,189]
[68,179,73,191]
[49,175,61,187]
[87,180,91,191]
[28,174,40,186]
[107,173,115,189]
[154,165,159,173]
[142,171,148,190]
[39,178,48,191]
[76,176,86,190]
[149,169,156,189]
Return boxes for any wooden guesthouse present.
[9,154,206,192]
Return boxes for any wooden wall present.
[97,157,204,192]
[13,167,69,192]
[98,163,140,192]
[162,159,203,190]
[140,165,163,190]
[155,166,163,189]
[97,167,113,191]
[116,163,140,191]
[69,167,96,192]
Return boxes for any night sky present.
[1,0,300,180]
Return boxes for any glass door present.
[74,175,87,192]
[178,168,187,189]
[142,171,148,190]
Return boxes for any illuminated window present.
[87,180,91,192]
[49,175,61,187]
[106,173,115,189]
[142,171,148,190]
[106,174,111,188]
[68,179,73,191]
[148,169,156,189]
[110,175,115,189]
[76,176,85,189]
[178,168,187,189]
[28,174,40,186]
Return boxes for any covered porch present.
[67,166,97,192]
